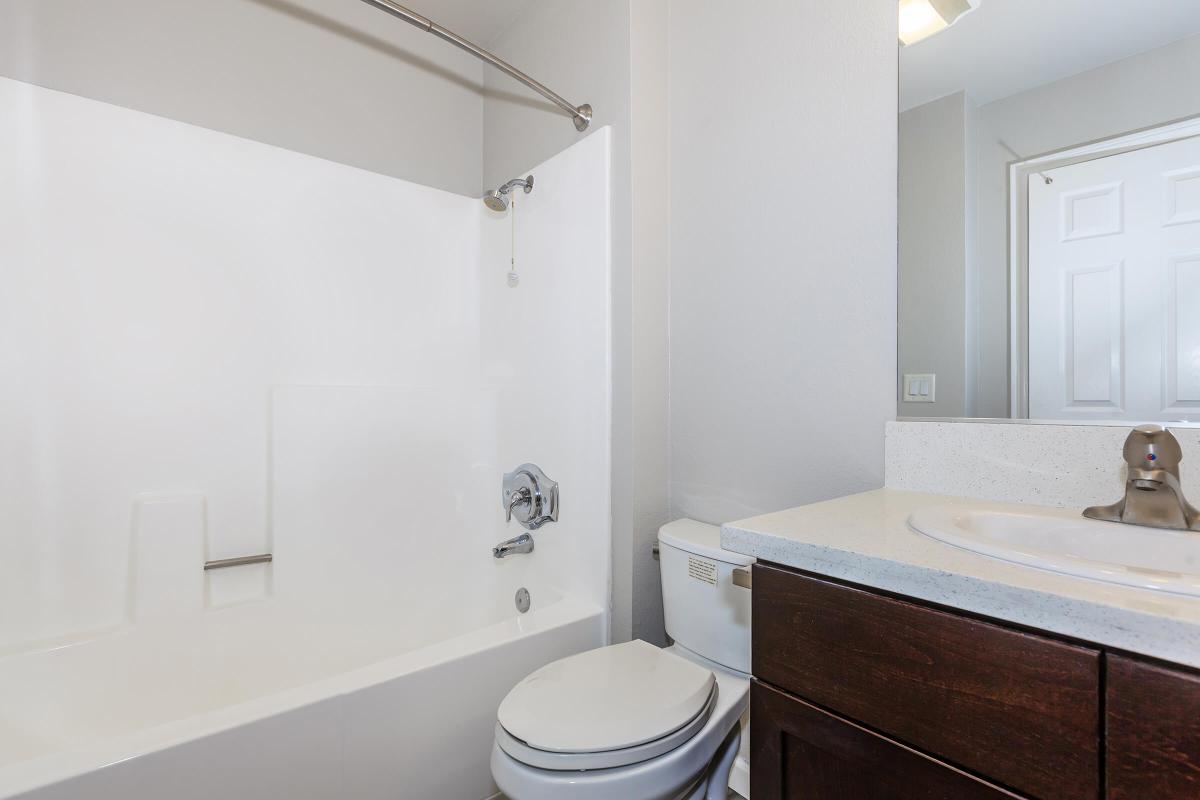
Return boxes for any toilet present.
[491,519,754,800]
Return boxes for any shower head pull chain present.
[482,175,534,288]
[508,195,519,288]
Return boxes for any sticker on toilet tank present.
[687,555,717,586]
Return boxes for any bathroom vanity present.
[725,489,1200,800]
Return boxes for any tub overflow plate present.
[515,587,531,614]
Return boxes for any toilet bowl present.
[491,520,754,800]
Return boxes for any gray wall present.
[898,91,970,418]
[668,0,898,524]
[0,0,485,196]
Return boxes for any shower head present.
[483,189,509,212]
[482,175,534,212]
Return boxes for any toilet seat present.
[494,684,716,770]
[495,640,717,771]
[491,646,751,800]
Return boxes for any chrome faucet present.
[1083,425,1200,531]
[501,463,558,530]
[493,463,557,558]
[493,533,535,559]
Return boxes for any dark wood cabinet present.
[1107,654,1200,799]
[751,561,1200,800]
[753,564,1100,800]
[751,681,1023,799]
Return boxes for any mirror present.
[898,1,1200,422]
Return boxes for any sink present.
[908,506,1200,597]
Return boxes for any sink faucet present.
[1083,425,1200,531]
[493,533,535,559]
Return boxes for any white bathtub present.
[1,582,603,799]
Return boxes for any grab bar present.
[204,554,273,571]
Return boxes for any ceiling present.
[900,0,1200,112]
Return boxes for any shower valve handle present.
[502,464,558,530]
[505,487,532,523]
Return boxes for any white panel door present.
[1028,135,1200,421]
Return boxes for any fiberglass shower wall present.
[0,76,611,650]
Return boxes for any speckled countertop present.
[722,489,1200,669]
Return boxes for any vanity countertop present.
[722,488,1200,669]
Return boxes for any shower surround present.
[0,76,612,799]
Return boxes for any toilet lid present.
[497,640,717,754]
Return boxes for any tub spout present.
[493,533,534,559]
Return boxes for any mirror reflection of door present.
[1027,135,1200,421]
[897,1,1200,422]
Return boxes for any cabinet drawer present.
[751,681,1024,799]
[1107,654,1200,799]
[752,564,1100,800]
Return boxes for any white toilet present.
[491,519,754,800]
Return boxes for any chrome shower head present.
[482,175,534,212]
[483,189,509,212]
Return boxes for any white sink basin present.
[908,506,1200,597]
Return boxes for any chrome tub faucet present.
[1084,425,1200,531]
[493,463,558,558]
[493,533,535,559]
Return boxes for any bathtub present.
[1,580,603,800]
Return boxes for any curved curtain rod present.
[357,0,593,131]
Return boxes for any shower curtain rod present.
[357,0,593,131]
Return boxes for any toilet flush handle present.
[732,567,752,589]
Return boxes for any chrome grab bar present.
[204,554,273,571]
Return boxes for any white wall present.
[478,129,614,625]
[0,77,611,651]
[627,0,671,646]
[668,0,898,524]
[0,0,486,195]
[482,0,673,645]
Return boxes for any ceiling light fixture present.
[898,0,979,47]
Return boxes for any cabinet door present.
[753,564,1100,800]
[750,681,1024,800]
[1107,654,1200,799]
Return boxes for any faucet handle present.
[1124,425,1183,473]
[505,487,532,523]
[502,463,559,530]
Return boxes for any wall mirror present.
[898,0,1200,422]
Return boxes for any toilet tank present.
[658,519,753,675]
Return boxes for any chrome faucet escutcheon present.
[1083,425,1200,531]
[501,463,558,530]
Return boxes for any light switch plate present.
[903,373,936,403]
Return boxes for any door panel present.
[750,681,1024,799]
[1028,135,1200,421]
[1166,253,1200,409]
[1063,262,1123,409]
[1107,654,1200,799]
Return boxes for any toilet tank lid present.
[658,519,754,566]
